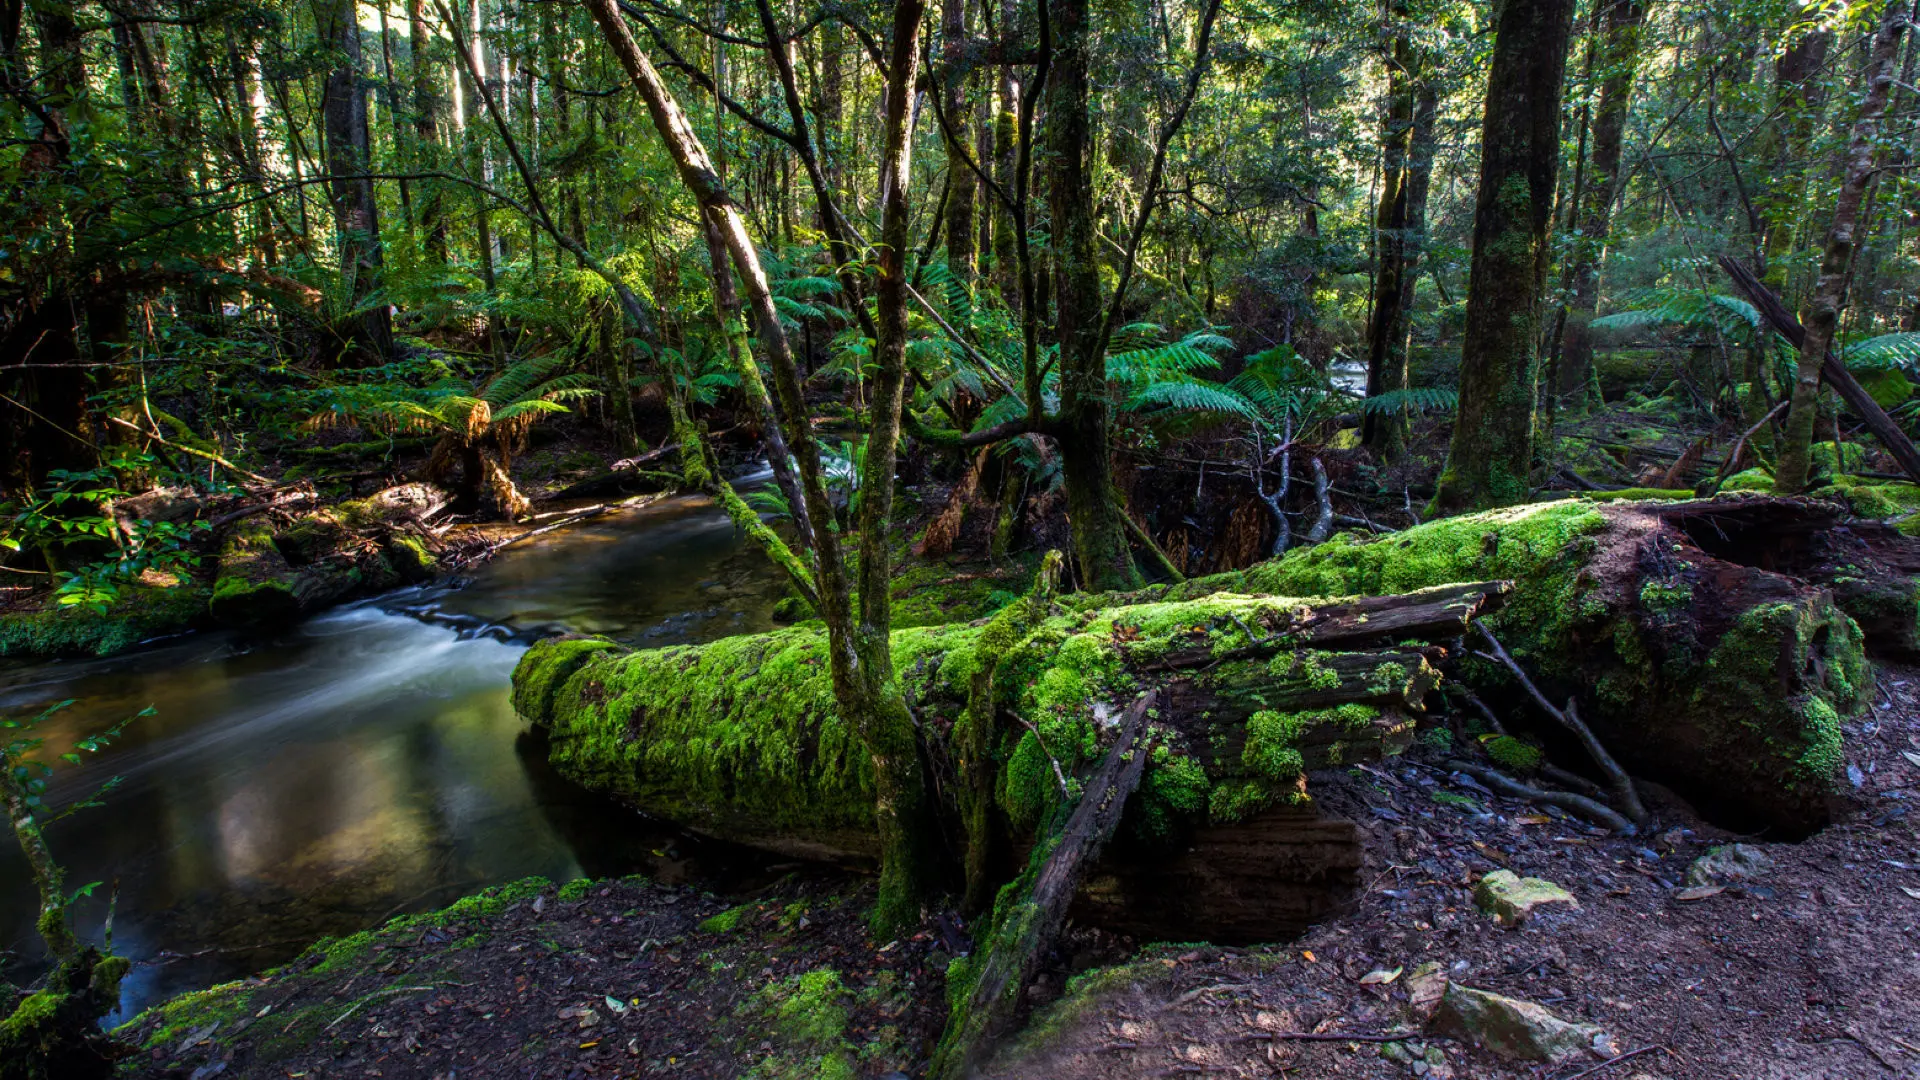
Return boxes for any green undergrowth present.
[123,877,559,1061]
[0,583,209,658]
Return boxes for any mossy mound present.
[0,583,209,658]
[208,524,302,626]
[1086,498,1868,833]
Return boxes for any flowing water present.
[0,486,789,1023]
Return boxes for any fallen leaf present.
[1302,950,1317,963]
[1514,815,1552,825]
[1902,750,1920,769]
[604,995,629,1015]
[1899,886,1920,900]
[1358,966,1403,985]
[1675,885,1725,901]
[579,1041,599,1050]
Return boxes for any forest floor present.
[118,659,1920,1080]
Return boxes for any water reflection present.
[0,491,787,1021]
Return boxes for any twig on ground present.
[1470,620,1648,826]
[1555,1045,1667,1080]
[326,985,437,1031]
[1445,760,1635,834]
[1239,1030,1419,1043]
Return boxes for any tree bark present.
[1047,0,1141,591]
[942,0,976,286]
[1432,0,1576,513]
[1758,14,1833,293]
[1775,2,1906,494]
[313,0,394,363]
[410,0,449,266]
[1361,0,1423,455]
[1554,0,1648,400]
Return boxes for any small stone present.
[1684,843,1772,887]
[1433,983,1610,1064]
[1473,870,1578,927]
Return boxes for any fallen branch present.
[1471,620,1648,826]
[1445,760,1635,834]
[107,415,273,486]
[1702,400,1788,495]
[207,490,315,530]
[1719,255,1920,486]
[1554,1045,1668,1080]
[1241,1030,1421,1044]
[931,691,1160,1079]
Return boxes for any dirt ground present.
[981,662,1920,1080]
[121,663,1920,1080]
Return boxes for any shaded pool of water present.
[0,490,789,1022]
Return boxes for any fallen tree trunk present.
[1105,495,1875,833]
[512,581,1509,940]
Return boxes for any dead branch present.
[1470,619,1648,826]
[107,415,273,486]
[1445,760,1635,833]
[1304,457,1335,544]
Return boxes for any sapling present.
[1,699,147,1080]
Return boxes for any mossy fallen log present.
[1098,495,1874,833]
[513,581,1507,940]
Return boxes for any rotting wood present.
[930,690,1159,1080]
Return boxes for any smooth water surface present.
[0,490,787,1021]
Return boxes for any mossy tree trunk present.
[1553,0,1647,403]
[1774,2,1906,495]
[1046,0,1142,593]
[1432,0,1576,513]
[584,0,939,934]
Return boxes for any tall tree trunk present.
[1432,0,1576,513]
[942,0,975,286]
[314,0,394,363]
[1361,0,1422,456]
[1775,2,1906,494]
[1759,14,1832,293]
[409,0,449,266]
[1048,0,1140,590]
[1554,0,1647,401]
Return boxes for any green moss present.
[699,904,754,934]
[742,968,858,1080]
[1638,580,1693,615]
[1430,791,1482,812]
[556,878,595,902]
[384,534,437,580]
[509,637,624,721]
[1484,735,1543,772]
[0,583,209,658]
[1576,488,1695,502]
[1722,467,1774,491]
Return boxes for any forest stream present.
[0,484,789,1024]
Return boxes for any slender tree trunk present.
[409,0,449,266]
[1048,0,1140,590]
[583,0,938,933]
[314,0,394,363]
[942,0,976,286]
[1554,0,1647,400]
[1775,2,1906,493]
[1361,0,1421,456]
[1432,0,1576,513]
